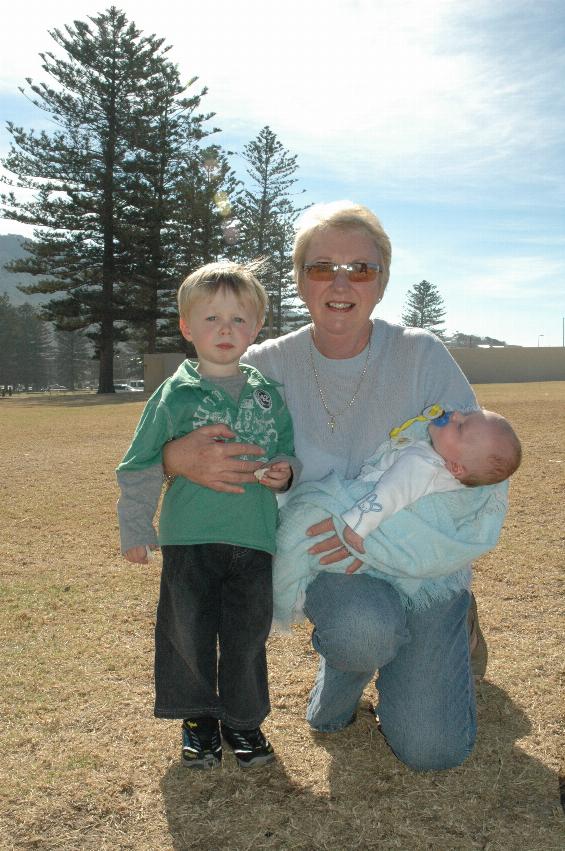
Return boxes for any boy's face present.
[428,410,494,480]
[179,288,263,377]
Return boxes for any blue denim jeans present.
[303,573,476,772]
[154,544,273,729]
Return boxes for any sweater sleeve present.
[269,395,302,488]
[416,330,477,411]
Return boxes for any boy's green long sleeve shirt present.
[116,361,297,555]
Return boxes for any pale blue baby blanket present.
[273,420,509,627]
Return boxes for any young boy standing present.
[116,262,298,770]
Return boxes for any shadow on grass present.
[160,683,563,851]
[160,754,328,851]
[316,681,564,850]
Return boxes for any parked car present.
[114,383,134,392]
[128,380,144,391]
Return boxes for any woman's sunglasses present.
[302,261,382,283]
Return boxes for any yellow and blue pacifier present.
[389,404,451,440]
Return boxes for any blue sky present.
[1,0,564,347]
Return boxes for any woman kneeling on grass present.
[164,200,509,772]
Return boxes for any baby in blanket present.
[273,406,521,626]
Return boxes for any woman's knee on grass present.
[305,574,409,672]
[380,718,476,772]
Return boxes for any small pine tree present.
[401,280,446,338]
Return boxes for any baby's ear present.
[446,459,466,480]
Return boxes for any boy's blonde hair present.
[177,260,268,321]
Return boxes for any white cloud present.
[2,0,563,192]
[455,256,565,300]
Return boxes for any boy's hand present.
[256,461,292,492]
[343,524,365,555]
[124,545,159,564]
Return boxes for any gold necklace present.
[309,325,372,432]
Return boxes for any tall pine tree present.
[233,126,306,336]
[156,145,241,353]
[118,68,221,354]
[1,7,213,391]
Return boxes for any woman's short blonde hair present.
[293,200,392,291]
[177,260,268,322]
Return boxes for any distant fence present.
[144,347,565,395]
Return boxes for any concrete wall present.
[449,347,565,384]
[144,347,565,394]
[144,352,185,394]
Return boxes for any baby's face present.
[429,410,497,479]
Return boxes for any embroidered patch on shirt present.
[254,388,273,411]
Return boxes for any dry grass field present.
[0,382,563,851]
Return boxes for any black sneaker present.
[221,725,275,769]
[181,718,222,770]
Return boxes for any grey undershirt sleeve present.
[116,465,164,553]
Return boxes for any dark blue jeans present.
[154,543,273,729]
[304,573,476,771]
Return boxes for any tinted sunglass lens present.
[308,263,334,281]
[349,263,375,282]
